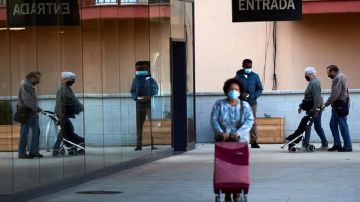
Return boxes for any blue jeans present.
[329,109,352,149]
[18,114,40,155]
[303,111,328,147]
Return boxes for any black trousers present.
[286,115,311,143]
[136,102,152,147]
[53,117,84,151]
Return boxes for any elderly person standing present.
[17,71,43,159]
[211,78,254,202]
[299,66,328,150]
[324,65,352,152]
[53,72,84,157]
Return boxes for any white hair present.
[61,71,76,80]
[304,66,316,75]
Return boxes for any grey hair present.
[304,66,316,75]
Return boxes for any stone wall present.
[196,90,360,143]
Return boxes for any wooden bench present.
[0,125,21,151]
[256,117,285,144]
[142,119,171,145]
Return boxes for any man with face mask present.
[298,66,328,151]
[130,61,159,151]
[324,65,352,152]
[17,71,43,159]
[235,59,263,148]
[53,72,84,157]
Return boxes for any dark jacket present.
[301,77,323,111]
[17,79,41,113]
[235,69,263,106]
[54,84,83,119]
[130,74,159,103]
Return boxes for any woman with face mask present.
[211,78,254,202]
[211,78,254,143]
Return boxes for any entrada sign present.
[232,0,302,22]
[7,0,80,27]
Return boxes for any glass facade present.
[0,0,194,196]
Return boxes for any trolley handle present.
[41,110,56,115]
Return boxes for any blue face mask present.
[227,90,240,100]
[136,70,149,76]
[244,69,252,74]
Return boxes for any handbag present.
[299,99,314,111]
[334,99,349,117]
[13,105,31,123]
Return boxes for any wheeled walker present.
[281,108,322,152]
[42,111,85,156]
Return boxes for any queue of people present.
[15,61,159,159]
[14,60,353,159]
[211,60,352,153]
[16,71,84,159]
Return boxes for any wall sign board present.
[232,0,302,22]
[7,0,80,27]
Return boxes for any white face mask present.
[244,69,252,74]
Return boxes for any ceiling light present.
[9,27,26,31]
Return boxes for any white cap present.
[61,72,76,80]
[304,66,316,75]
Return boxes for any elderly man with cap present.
[298,66,328,151]
[53,72,84,157]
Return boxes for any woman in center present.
[211,78,254,202]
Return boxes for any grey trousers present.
[250,105,258,144]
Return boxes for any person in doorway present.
[298,66,328,151]
[324,65,352,152]
[234,59,263,148]
[17,71,43,159]
[130,61,159,151]
[53,72,84,157]
[211,78,254,202]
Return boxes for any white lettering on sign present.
[12,3,71,16]
[239,0,296,11]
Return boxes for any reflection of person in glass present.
[53,72,84,157]
[130,61,159,151]
[17,71,43,159]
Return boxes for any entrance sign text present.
[232,0,302,22]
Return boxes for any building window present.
[96,0,118,5]
[0,0,6,6]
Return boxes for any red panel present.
[303,0,360,14]
[0,7,5,22]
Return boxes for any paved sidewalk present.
[30,144,360,202]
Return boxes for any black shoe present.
[134,146,142,151]
[28,153,44,158]
[18,154,32,159]
[251,143,260,148]
[338,148,353,152]
[224,194,232,202]
[328,145,342,152]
